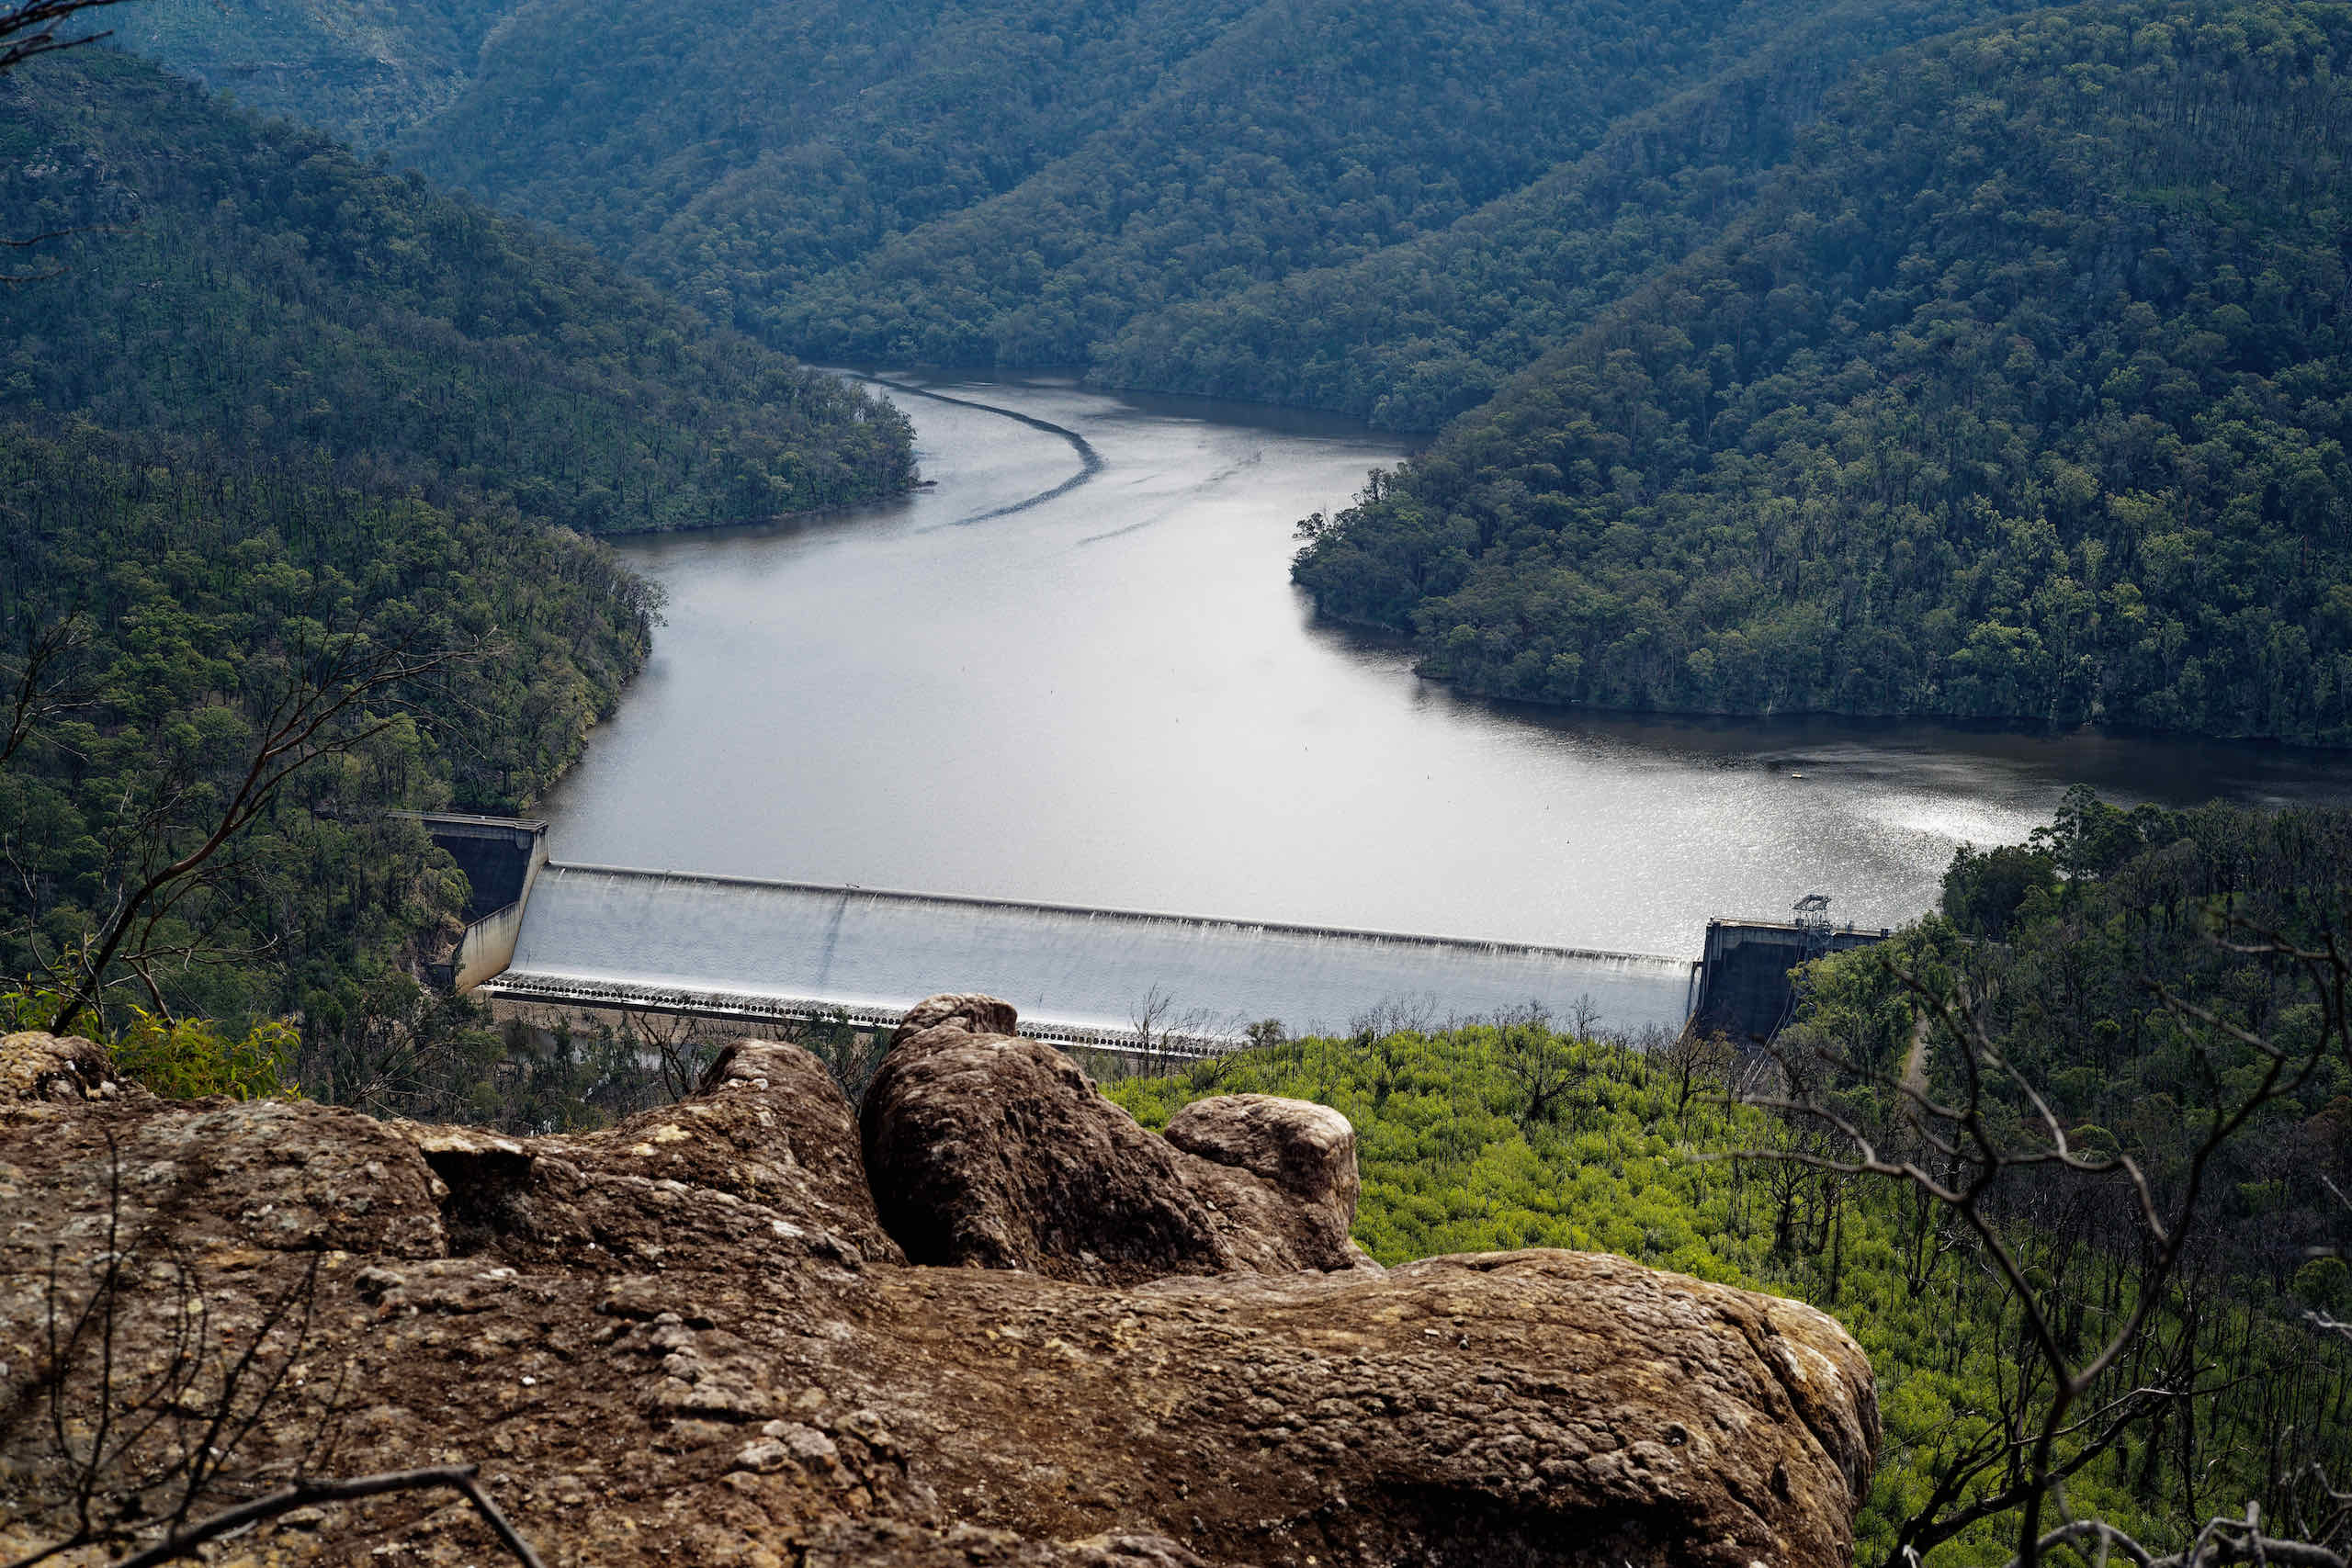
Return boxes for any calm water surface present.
[539,376,2352,960]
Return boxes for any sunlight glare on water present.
[537,374,2352,962]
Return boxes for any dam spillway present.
[484,862,1698,1049]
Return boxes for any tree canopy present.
[1293,0,2352,742]
[0,50,914,536]
[0,420,650,1043]
[369,0,1873,370]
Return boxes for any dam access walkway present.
[423,817,1700,1054]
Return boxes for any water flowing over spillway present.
[498,863,1699,1040]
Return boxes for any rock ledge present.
[0,996,1877,1568]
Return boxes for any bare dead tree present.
[625,1007,711,1103]
[1129,985,1238,1075]
[2018,1508,2345,1568]
[107,1466,546,1568]
[1492,1002,1588,1127]
[1734,922,2350,1568]
[0,0,139,73]
[1351,993,1440,1042]
[1131,983,1179,1071]
[1661,1025,1740,1122]
[1,1133,546,1568]
[1569,991,1603,1041]
[0,612,91,768]
[41,627,472,1037]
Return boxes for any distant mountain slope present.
[1292,0,2352,742]
[0,50,913,535]
[757,0,1801,365]
[397,0,1831,367]
[1088,0,2037,428]
[407,0,1259,288]
[107,0,516,145]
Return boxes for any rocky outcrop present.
[1163,1092,1359,1225]
[862,998,1363,1284]
[399,1037,904,1269]
[0,1028,124,1103]
[0,997,1878,1568]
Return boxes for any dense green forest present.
[0,37,916,1112]
[0,419,650,1091]
[1108,793,2352,1568]
[1292,0,2352,741]
[117,0,2098,419]
[0,51,914,536]
[405,0,1256,284]
[1087,0,2034,427]
[375,0,1871,367]
[749,0,1818,366]
[106,0,513,144]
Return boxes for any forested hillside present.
[0,51,913,536]
[0,39,918,1111]
[1293,0,2352,742]
[0,421,650,1079]
[107,0,514,144]
[407,0,1255,283]
[754,0,1804,365]
[393,0,1839,367]
[1109,794,2352,1568]
[1087,0,2032,427]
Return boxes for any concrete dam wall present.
[1688,918,1889,1043]
[402,813,548,992]
[486,863,1700,1047]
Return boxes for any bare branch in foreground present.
[1726,912,2350,1568]
[2017,1510,2347,1568]
[0,0,139,73]
[105,1465,546,1568]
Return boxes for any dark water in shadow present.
[538,375,2352,962]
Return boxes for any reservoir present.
[531,375,2352,1031]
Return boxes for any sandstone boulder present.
[0,1028,127,1104]
[862,996,1358,1283]
[1163,1091,1359,1224]
[0,1021,1878,1568]
[396,1037,904,1268]
[892,991,1022,1042]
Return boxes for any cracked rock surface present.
[0,996,1877,1568]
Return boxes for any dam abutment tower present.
[398,812,549,992]
[1687,914,1888,1045]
